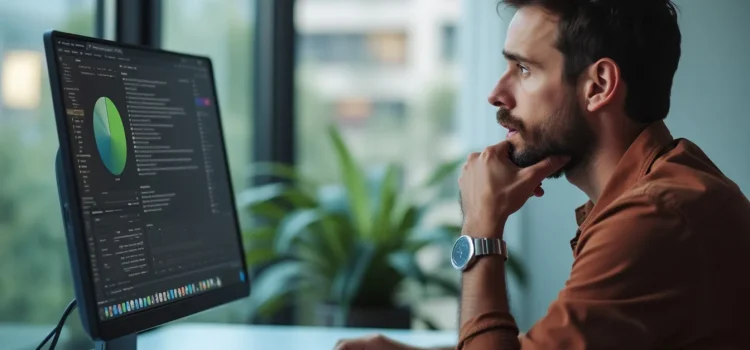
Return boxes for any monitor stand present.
[55,151,139,350]
[95,334,137,350]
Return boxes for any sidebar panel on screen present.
[53,38,244,321]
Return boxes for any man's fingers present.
[522,155,570,182]
[335,334,392,350]
[482,141,512,161]
[466,142,512,164]
[463,152,480,171]
[466,152,480,163]
[533,185,544,197]
[486,140,512,154]
[334,338,363,350]
[529,185,544,198]
[334,339,350,350]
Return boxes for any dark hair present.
[500,0,682,123]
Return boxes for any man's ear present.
[581,58,621,113]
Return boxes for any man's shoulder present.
[584,137,750,242]
[584,187,685,238]
[627,138,747,220]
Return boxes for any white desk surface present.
[139,323,457,350]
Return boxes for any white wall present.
[458,0,750,331]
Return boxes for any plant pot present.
[314,303,412,329]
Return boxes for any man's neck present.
[566,124,647,204]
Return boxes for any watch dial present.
[452,237,471,268]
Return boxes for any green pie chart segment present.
[93,97,127,175]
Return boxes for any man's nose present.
[487,77,513,109]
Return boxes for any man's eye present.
[517,63,530,75]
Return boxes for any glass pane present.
[0,1,96,349]
[295,0,463,328]
[163,0,254,198]
[162,0,255,323]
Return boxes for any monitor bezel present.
[43,30,251,341]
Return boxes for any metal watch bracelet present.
[473,238,508,261]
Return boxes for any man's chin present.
[508,148,545,169]
[547,168,566,179]
[510,149,571,179]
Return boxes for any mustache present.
[496,108,524,132]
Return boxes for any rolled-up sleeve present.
[458,191,695,350]
[458,311,520,349]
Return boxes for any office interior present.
[1,0,749,349]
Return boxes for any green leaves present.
[245,162,307,185]
[396,206,421,233]
[330,242,376,314]
[421,158,463,189]
[274,209,348,275]
[328,125,373,240]
[243,226,278,266]
[239,124,527,321]
[372,164,399,246]
[247,260,303,319]
[275,209,327,253]
[405,224,461,252]
[238,176,291,208]
[387,251,426,284]
[238,182,289,220]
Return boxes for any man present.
[336,0,750,349]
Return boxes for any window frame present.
[252,0,296,185]
[114,0,162,47]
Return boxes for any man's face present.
[490,6,595,178]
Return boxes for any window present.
[163,0,255,199]
[334,98,407,126]
[296,0,461,185]
[295,0,463,329]
[0,0,97,348]
[299,32,407,65]
[300,34,365,63]
[367,32,407,64]
[442,24,457,63]
[162,0,255,323]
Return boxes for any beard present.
[496,90,595,179]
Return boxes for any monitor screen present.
[50,36,247,322]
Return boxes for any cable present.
[36,299,77,350]
[36,329,56,350]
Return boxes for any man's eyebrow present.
[502,49,542,67]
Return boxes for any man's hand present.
[334,334,449,350]
[459,141,569,237]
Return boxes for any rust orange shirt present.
[458,121,750,349]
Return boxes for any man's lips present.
[498,119,520,138]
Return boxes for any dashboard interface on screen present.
[52,36,246,321]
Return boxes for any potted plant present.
[240,125,525,329]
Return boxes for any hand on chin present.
[459,141,569,237]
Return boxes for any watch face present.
[451,236,474,270]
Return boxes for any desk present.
[139,323,457,350]
[0,323,70,350]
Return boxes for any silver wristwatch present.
[451,235,508,271]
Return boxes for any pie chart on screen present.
[93,97,127,176]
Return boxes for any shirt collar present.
[574,121,674,228]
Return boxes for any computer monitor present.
[43,30,250,348]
